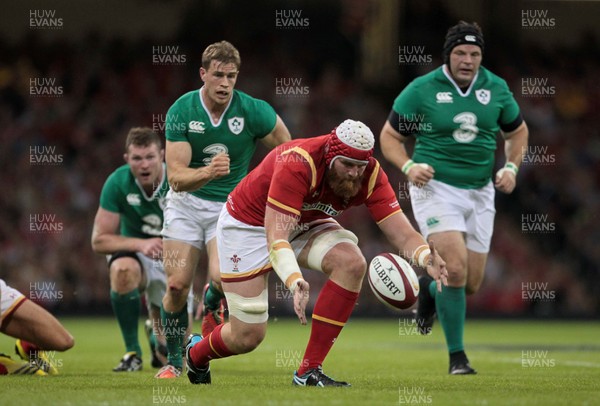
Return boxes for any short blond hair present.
[201,40,241,70]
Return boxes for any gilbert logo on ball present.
[368,253,419,310]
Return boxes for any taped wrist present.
[411,244,432,268]
[401,159,415,175]
[498,161,518,178]
[269,240,304,293]
[504,162,518,176]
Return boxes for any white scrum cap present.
[325,119,375,167]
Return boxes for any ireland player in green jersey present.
[92,127,192,372]
[380,21,529,375]
[157,41,291,378]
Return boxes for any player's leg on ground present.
[147,305,167,367]
[201,238,226,336]
[1,299,74,351]
[191,275,268,358]
[109,257,144,358]
[294,233,363,386]
[465,250,488,295]
[427,231,473,373]
[186,275,268,384]
[160,239,199,370]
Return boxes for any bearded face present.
[326,158,366,200]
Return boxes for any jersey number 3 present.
[452,112,479,143]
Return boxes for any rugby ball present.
[368,253,420,310]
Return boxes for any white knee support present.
[307,229,359,270]
[224,289,269,324]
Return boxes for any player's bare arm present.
[377,211,448,291]
[495,121,529,194]
[264,206,309,325]
[91,207,162,257]
[165,140,230,192]
[380,121,434,186]
[260,115,292,149]
[380,121,410,168]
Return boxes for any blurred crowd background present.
[0,0,598,318]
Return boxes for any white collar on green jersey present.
[134,162,167,201]
[198,86,234,127]
[442,64,479,97]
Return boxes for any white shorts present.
[0,279,27,328]
[161,190,224,249]
[216,206,340,283]
[107,253,194,313]
[409,179,496,253]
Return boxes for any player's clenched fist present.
[206,153,230,179]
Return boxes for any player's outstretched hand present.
[426,240,448,292]
[293,280,310,325]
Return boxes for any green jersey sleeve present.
[392,81,422,118]
[497,79,521,127]
[165,93,192,142]
[391,80,427,136]
[245,97,277,139]
[99,172,122,213]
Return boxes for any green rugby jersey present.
[99,163,168,238]
[392,66,521,189]
[166,88,277,201]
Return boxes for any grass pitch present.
[1,317,599,405]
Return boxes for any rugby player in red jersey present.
[184,119,448,386]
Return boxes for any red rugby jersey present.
[226,135,401,226]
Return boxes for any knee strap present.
[224,289,269,324]
[307,229,359,270]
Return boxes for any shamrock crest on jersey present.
[165,88,277,202]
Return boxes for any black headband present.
[443,27,484,64]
